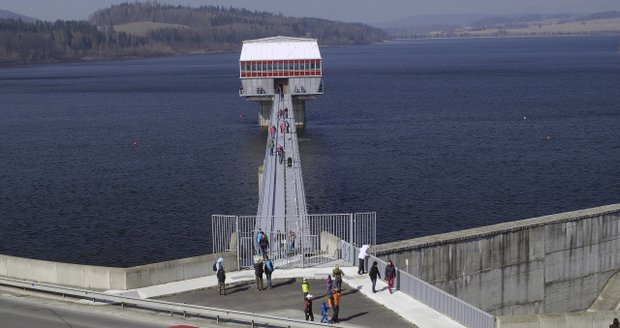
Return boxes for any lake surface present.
[1,36,620,266]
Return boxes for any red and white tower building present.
[239,36,323,127]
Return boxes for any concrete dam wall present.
[375,204,620,316]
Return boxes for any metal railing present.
[0,276,342,328]
[366,253,496,328]
[212,213,376,269]
[257,95,282,219]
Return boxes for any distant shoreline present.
[0,51,234,68]
[2,34,618,68]
[392,32,620,41]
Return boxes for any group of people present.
[358,244,397,294]
[254,256,275,290]
[277,107,289,119]
[368,259,397,293]
[267,105,292,166]
[215,241,398,324]
[279,120,290,134]
[301,256,392,324]
[268,124,287,164]
[301,273,343,324]
[256,229,296,259]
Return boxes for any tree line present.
[0,2,388,64]
[394,30,620,40]
[0,19,174,64]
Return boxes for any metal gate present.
[212,212,376,269]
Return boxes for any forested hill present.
[0,2,387,65]
[90,2,387,46]
[0,9,36,22]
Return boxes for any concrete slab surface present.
[115,265,466,328]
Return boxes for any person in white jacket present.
[357,244,371,274]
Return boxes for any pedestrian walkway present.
[109,266,465,328]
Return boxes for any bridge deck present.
[256,94,308,236]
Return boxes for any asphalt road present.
[0,288,224,328]
[157,278,416,328]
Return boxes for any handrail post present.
[301,219,305,269]
[236,216,240,271]
[349,213,354,264]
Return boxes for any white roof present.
[240,36,321,61]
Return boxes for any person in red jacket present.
[385,259,396,294]
[303,294,314,321]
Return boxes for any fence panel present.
[238,216,257,268]
[306,213,352,267]
[213,213,376,270]
[211,215,237,254]
[353,212,376,248]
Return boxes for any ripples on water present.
[1,37,619,266]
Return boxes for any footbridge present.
[256,93,308,235]
[212,36,376,269]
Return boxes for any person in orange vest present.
[328,287,341,323]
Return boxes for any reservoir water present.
[1,36,620,266]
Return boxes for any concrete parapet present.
[125,252,236,289]
[0,254,126,290]
[375,204,620,315]
[0,251,236,291]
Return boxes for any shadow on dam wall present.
[374,203,620,316]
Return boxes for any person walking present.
[264,256,274,288]
[275,145,282,159]
[369,261,381,293]
[326,274,333,295]
[610,318,620,328]
[217,264,226,295]
[254,259,264,291]
[259,233,269,259]
[278,146,285,164]
[256,229,265,255]
[268,138,274,156]
[301,278,310,298]
[385,259,396,294]
[358,244,370,274]
[303,294,314,321]
[276,230,286,257]
[332,265,344,291]
[328,288,341,323]
[288,230,296,251]
[212,256,224,272]
[320,302,330,323]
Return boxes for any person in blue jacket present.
[264,256,274,288]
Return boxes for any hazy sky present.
[4,0,620,23]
